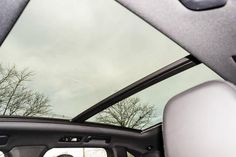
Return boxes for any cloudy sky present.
[0,0,221,122]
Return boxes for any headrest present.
[163,80,236,157]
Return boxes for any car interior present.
[0,0,235,157]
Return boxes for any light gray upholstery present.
[163,80,236,157]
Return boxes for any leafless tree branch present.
[0,65,50,117]
[96,97,154,129]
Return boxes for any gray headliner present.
[115,0,236,84]
[0,0,29,46]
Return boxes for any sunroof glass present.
[0,0,188,119]
[87,64,222,130]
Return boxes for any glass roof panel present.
[0,0,188,119]
[87,64,222,130]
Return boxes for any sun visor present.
[0,0,29,46]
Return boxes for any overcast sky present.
[0,0,221,122]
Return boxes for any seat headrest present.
[163,80,236,157]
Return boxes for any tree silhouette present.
[0,64,50,116]
[96,97,154,129]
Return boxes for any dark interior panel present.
[0,119,163,157]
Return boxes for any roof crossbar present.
[72,55,200,123]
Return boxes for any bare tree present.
[96,97,154,129]
[0,65,50,116]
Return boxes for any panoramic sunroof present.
[0,0,188,119]
[87,64,222,130]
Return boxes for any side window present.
[127,151,135,157]
[44,148,107,157]
[0,151,4,157]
